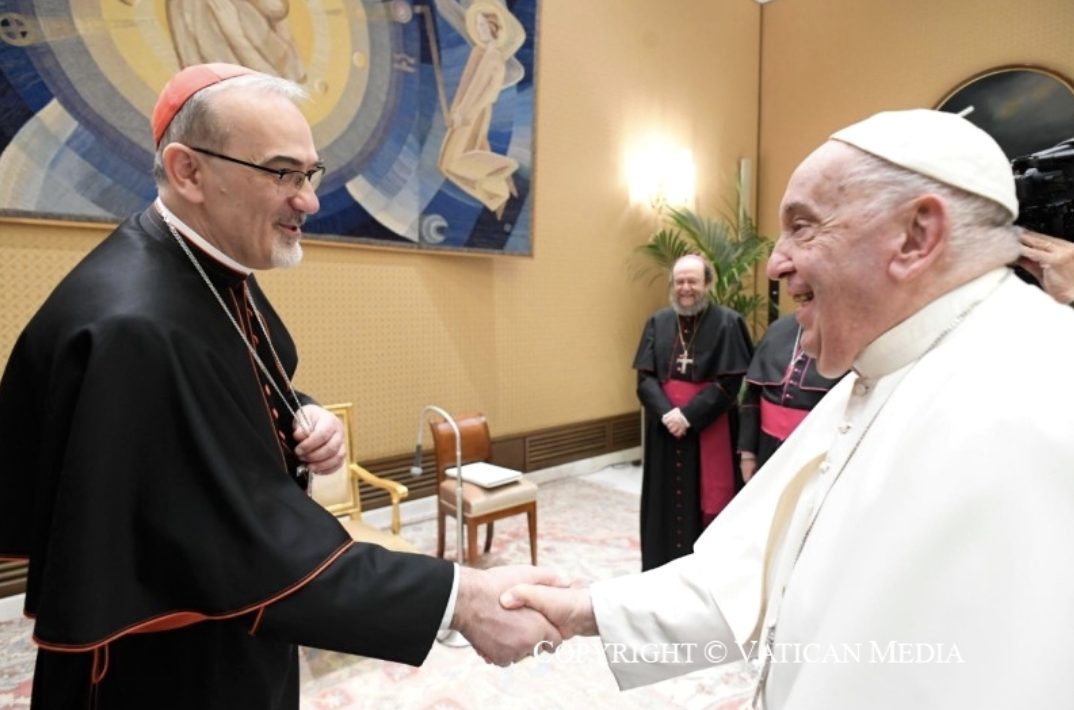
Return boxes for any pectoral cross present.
[676,351,693,374]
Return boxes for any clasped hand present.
[662,407,690,439]
[451,566,595,666]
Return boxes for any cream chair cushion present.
[438,478,537,517]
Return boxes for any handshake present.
[450,565,598,666]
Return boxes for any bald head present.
[672,254,713,285]
[669,254,713,316]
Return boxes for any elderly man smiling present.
[503,109,1074,709]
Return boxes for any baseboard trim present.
[359,411,642,509]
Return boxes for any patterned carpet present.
[0,622,31,710]
[0,473,755,709]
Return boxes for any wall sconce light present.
[627,141,696,212]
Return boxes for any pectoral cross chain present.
[675,314,700,375]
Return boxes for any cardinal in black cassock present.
[0,65,455,709]
[632,256,753,571]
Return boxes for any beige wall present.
[757,0,1074,310]
[0,1,761,460]
[8,0,1067,459]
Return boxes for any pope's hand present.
[452,566,570,665]
[500,581,597,640]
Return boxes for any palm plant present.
[632,201,773,320]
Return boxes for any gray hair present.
[152,73,308,185]
[841,148,1019,274]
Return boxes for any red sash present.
[760,397,810,442]
[662,380,735,518]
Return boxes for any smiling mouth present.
[792,291,814,304]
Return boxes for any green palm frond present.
[631,228,693,286]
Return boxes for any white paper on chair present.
[445,462,522,488]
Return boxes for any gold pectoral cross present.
[676,351,693,374]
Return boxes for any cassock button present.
[277,430,286,441]
[272,407,279,419]
[264,384,272,396]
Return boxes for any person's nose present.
[766,238,794,280]
[291,181,320,215]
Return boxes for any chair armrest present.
[350,463,409,534]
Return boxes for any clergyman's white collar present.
[155,198,252,276]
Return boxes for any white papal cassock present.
[592,268,1074,708]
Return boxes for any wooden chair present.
[310,403,416,553]
[430,413,537,565]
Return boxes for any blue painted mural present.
[0,0,537,254]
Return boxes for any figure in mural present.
[434,0,526,218]
[166,0,307,83]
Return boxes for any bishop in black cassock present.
[633,296,753,571]
[738,314,844,475]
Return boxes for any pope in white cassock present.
[502,108,1074,709]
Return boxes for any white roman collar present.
[154,198,252,276]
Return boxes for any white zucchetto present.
[831,109,1018,219]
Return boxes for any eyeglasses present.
[189,146,325,192]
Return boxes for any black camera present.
[1012,138,1074,241]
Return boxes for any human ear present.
[161,144,206,204]
[889,194,947,282]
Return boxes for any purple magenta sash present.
[760,397,810,442]
[662,380,735,518]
